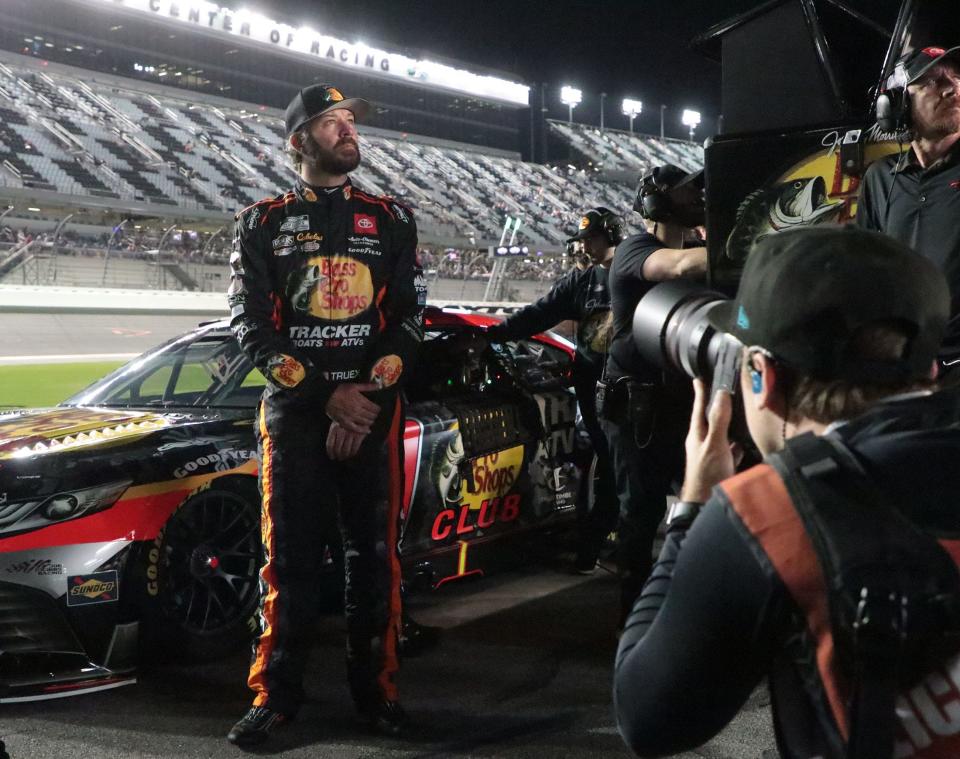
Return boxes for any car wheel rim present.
[160,489,260,637]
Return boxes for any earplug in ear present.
[750,368,763,395]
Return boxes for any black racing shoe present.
[227,706,290,747]
[399,616,441,657]
[368,698,408,737]
[573,552,600,575]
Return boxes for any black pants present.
[600,381,688,617]
[573,370,618,558]
[248,391,405,716]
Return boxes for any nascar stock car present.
[0,307,594,702]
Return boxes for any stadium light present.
[621,98,642,133]
[560,86,582,125]
[682,109,701,142]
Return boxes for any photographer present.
[614,226,960,759]
[601,165,708,620]
[485,209,621,572]
[858,45,960,376]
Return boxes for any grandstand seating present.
[549,120,704,175]
[0,54,702,249]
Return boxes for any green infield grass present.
[0,361,126,409]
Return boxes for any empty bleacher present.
[549,120,704,176]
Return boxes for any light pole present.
[622,98,642,133]
[560,86,582,125]
[660,104,666,140]
[682,109,701,142]
[600,92,607,131]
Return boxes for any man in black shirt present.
[857,45,960,371]
[486,208,621,572]
[602,165,708,620]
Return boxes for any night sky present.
[258,0,903,136]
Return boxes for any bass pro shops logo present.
[353,213,379,235]
[290,256,374,320]
[67,570,119,607]
[370,354,403,388]
[267,354,306,388]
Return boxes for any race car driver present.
[226,83,423,746]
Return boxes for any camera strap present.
[770,433,960,759]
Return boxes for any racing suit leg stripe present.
[377,395,404,701]
[249,403,280,707]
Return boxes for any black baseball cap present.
[284,84,370,137]
[891,45,960,87]
[566,207,614,242]
[708,226,949,382]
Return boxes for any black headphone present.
[591,206,625,246]
[875,63,912,133]
[634,164,689,222]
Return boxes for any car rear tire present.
[140,477,261,661]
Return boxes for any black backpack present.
[770,432,960,759]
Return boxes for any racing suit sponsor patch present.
[246,206,261,230]
[296,232,322,243]
[274,246,296,257]
[353,213,378,235]
[370,354,403,388]
[289,323,371,348]
[289,256,374,320]
[268,354,307,388]
[301,241,320,252]
[67,570,119,606]
[322,369,361,380]
[272,235,294,249]
[279,214,310,233]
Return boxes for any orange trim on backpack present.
[721,464,850,739]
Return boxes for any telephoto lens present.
[631,279,736,383]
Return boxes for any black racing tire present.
[139,477,261,661]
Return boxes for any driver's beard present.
[300,133,361,175]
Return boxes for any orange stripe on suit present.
[377,395,404,701]
[249,403,280,706]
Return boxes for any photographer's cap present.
[708,226,949,382]
[285,84,370,137]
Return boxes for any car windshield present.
[63,327,265,410]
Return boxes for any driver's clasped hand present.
[325,382,381,434]
[326,421,367,461]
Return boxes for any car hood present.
[0,406,179,459]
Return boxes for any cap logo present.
[327,87,345,102]
[579,216,590,230]
[923,47,946,58]
[737,306,751,330]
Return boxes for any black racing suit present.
[614,389,960,758]
[228,178,423,715]
[603,232,691,618]
[485,264,617,561]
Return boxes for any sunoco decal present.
[67,570,119,607]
